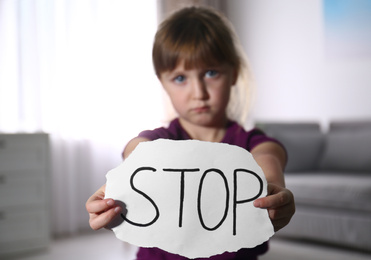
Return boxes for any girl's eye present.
[173,75,186,83]
[205,70,219,78]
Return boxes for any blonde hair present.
[153,6,254,125]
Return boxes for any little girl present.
[86,6,295,260]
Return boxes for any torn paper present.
[105,139,274,258]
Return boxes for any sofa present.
[256,120,371,252]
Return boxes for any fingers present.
[268,203,295,232]
[89,206,122,230]
[267,201,293,220]
[253,183,293,209]
[86,198,115,214]
[253,183,295,232]
[269,211,289,232]
[86,184,122,230]
[86,185,108,214]
[254,189,290,209]
[87,198,122,230]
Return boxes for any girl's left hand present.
[253,183,295,232]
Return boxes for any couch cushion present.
[256,123,324,172]
[284,173,371,212]
[277,205,371,251]
[257,122,321,134]
[320,127,371,172]
[329,120,371,132]
[275,131,324,172]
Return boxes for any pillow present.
[273,131,324,172]
[320,130,371,172]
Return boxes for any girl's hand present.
[253,183,295,232]
[85,184,122,230]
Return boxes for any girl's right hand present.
[85,184,122,230]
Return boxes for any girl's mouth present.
[193,106,210,113]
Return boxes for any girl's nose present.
[192,79,209,100]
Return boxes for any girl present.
[86,6,295,260]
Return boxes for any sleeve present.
[138,127,169,140]
[247,128,286,152]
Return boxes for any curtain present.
[0,0,162,235]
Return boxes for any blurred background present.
[0,0,370,259]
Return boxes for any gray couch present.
[257,121,371,252]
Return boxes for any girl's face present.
[159,61,237,128]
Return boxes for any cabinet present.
[0,133,50,256]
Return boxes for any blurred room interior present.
[0,0,370,259]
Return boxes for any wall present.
[225,0,371,129]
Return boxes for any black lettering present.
[233,169,263,235]
[197,168,229,231]
[163,168,200,227]
[121,167,159,227]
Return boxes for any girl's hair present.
[153,6,254,125]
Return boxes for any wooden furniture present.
[0,133,50,256]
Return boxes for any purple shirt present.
[134,118,282,260]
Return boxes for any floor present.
[260,238,371,260]
[4,231,371,260]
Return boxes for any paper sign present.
[105,139,274,258]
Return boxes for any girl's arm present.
[251,141,295,232]
[86,137,150,230]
